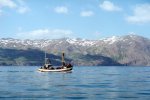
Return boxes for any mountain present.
[0,34,150,66]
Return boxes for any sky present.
[0,0,150,40]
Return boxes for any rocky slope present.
[0,34,150,66]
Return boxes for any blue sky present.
[0,0,150,39]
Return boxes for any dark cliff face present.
[71,54,122,66]
[0,48,62,66]
[0,35,150,66]
[0,48,122,66]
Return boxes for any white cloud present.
[94,31,101,35]
[16,29,73,39]
[17,0,30,14]
[0,0,30,15]
[126,4,150,24]
[80,11,94,17]
[0,0,17,8]
[17,6,30,14]
[0,9,3,16]
[99,1,121,11]
[54,6,68,14]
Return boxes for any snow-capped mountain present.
[0,35,150,66]
[0,35,139,49]
[0,38,98,49]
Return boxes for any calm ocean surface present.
[0,66,150,100]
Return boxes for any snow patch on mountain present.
[0,35,146,49]
[102,36,121,44]
[66,38,96,46]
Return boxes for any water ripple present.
[0,66,150,100]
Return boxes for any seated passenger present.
[44,65,46,69]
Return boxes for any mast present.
[62,52,65,66]
[44,50,52,66]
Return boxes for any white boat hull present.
[38,67,72,72]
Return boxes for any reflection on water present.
[0,66,150,99]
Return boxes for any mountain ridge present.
[0,34,150,66]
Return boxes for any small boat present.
[38,67,73,72]
[38,52,73,72]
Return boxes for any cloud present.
[0,0,30,15]
[126,4,150,24]
[17,6,30,14]
[16,29,73,39]
[17,0,30,14]
[0,0,17,8]
[99,1,121,11]
[94,31,102,35]
[80,11,94,17]
[54,6,68,14]
[0,9,3,16]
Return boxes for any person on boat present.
[43,58,55,69]
[48,65,54,70]
[56,66,61,69]
[66,63,72,68]
[44,65,47,69]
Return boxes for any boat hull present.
[38,67,73,72]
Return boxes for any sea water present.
[0,66,150,100]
